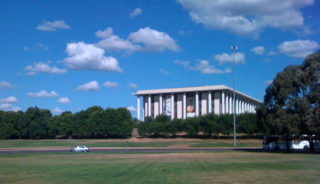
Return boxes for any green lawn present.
[0,151,319,184]
[0,140,178,148]
[0,139,262,148]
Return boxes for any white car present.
[71,145,90,152]
[263,136,310,150]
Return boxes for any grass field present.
[0,138,262,148]
[0,151,319,184]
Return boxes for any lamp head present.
[231,46,238,51]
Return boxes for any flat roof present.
[133,85,262,104]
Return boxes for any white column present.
[183,92,187,119]
[246,102,248,112]
[137,96,140,120]
[195,92,199,116]
[171,93,175,120]
[236,98,239,114]
[159,94,163,115]
[225,95,229,114]
[148,95,151,117]
[229,96,232,114]
[243,101,245,113]
[221,91,225,114]
[208,91,212,113]
[144,96,148,118]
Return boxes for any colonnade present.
[137,90,258,121]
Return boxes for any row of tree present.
[0,106,134,139]
[258,50,320,152]
[138,113,259,137]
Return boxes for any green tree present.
[260,51,320,152]
[200,113,219,137]
[237,113,258,136]
[218,114,233,136]
[183,117,200,137]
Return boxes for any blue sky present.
[0,0,319,116]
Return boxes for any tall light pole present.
[231,45,238,147]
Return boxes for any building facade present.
[133,85,262,121]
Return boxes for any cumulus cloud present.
[28,90,59,98]
[103,81,119,88]
[129,27,180,52]
[25,61,67,76]
[0,81,14,89]
[96,28,141,52]
[251,46,265,55]
[0,103,21,112]
[174,60,190,68]
[127,106,137,112]
[160,68,169,75]
[63,42,122,72]
[24,43,49,51]
[277,40,319,58]
[130,8,143,18]
[177,0,314,36]
[214,53,245,64]
[191,60,231,74]
[265,80,273,85]
[95,27,179,53]
[57,97,71,104]
[77,81,100,91]
[53,107,64,114]
[36,20,70,31]
[0,96,18,103]
[129,83,138,90]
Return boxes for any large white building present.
[133,85,262,121]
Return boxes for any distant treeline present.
[0,106,261,139]
[0,106,134,139]
[138,113,260,138]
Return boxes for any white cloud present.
[130,8,143,18]
[63,42,122,72]
[129,27,180,52]
[35,43,49,50]
[174,60,190,68]
[127,106,137,112]
[129,83,138,90]
[265,80,273,85]
[267,51,276,56]
[25,61,67,75]
[0,96,18,103]
[53,107,64,114]
[0,81,14,89]
[214,53,245,64]
[0,103,21,112]
[57,97,71,104]
[277,40,319,58]
[28,90,59,98]
[251,46,265,55]
[36,20,70,31]
[191,60,231,74]
[103,81,119,88]
[160,68,169,75]
[24,43,49,51]
[96,28,141,52]
[77,81,100,91]
[177,0,314,36]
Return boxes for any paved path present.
[0,147,262,154]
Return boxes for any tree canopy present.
[258,50,320,152]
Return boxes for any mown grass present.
[0,151,319,184]
[0,139,262,148]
